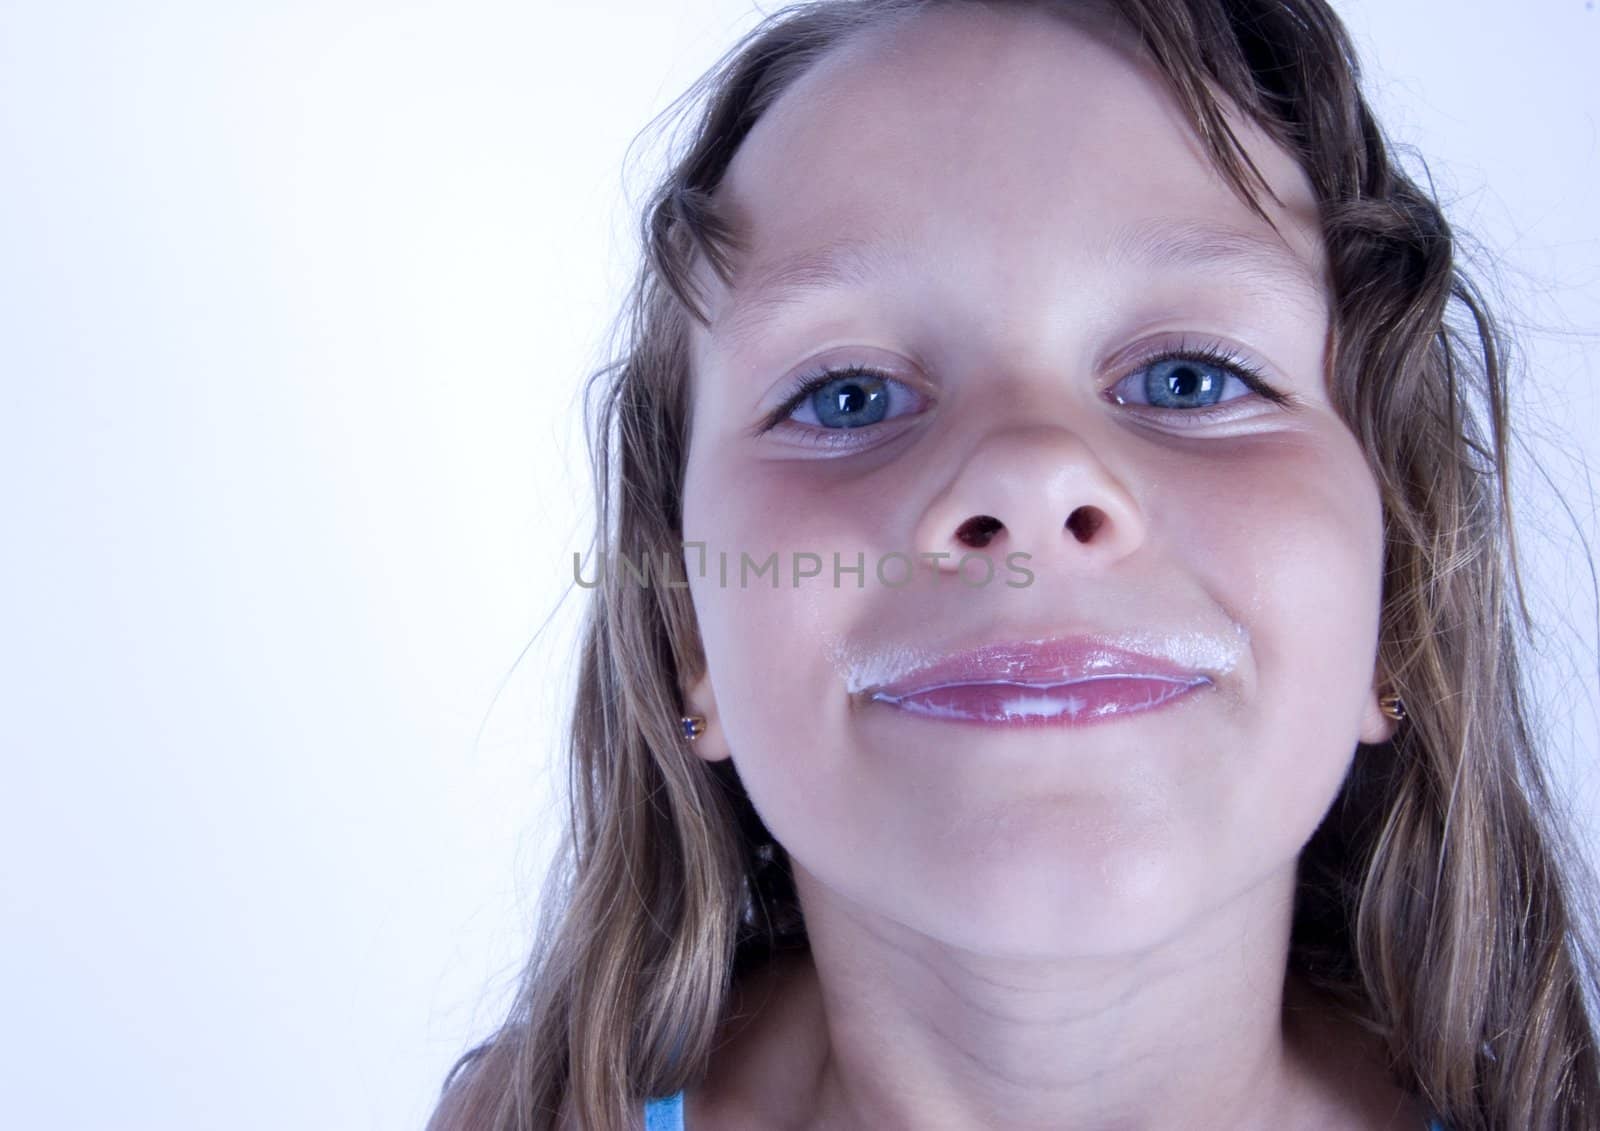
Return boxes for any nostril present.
[1066,506,1104,542]
[955,514,1004,548]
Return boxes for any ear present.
[680,667,732,763]
[1357,667,1399,746]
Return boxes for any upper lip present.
[860,633,1222,700]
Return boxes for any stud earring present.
[680,714,707,741]
[1378,693,1407,721]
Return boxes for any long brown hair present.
[426,2,1600,1128]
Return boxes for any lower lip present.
[869,676,1210,727]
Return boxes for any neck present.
[699,858,1423,1131]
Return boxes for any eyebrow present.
[712,217,1327,351]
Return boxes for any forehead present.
[693,4,1326,345]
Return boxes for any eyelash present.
[755,339,1300,439]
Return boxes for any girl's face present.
[679,6,1398,955]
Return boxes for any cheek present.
[1154,426,1383,652]
[679,451,856,735]
[679,450,915,717]
[680,450,914,859]
[1169,427,1386,833]
[1234,431,1384,706]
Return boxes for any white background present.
[1,2,1596,1128]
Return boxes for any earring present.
[1378,693,1406,722]
[680,714,706,741]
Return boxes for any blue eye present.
[1109,343,1291,416]
[759,365,925,434]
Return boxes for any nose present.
[912,423,1145,576]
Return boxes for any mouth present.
[868,674,1209,726]
[856,634,1221,728]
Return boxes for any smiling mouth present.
[869,674,1210,726]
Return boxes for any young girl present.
[428,1,1600,1128]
